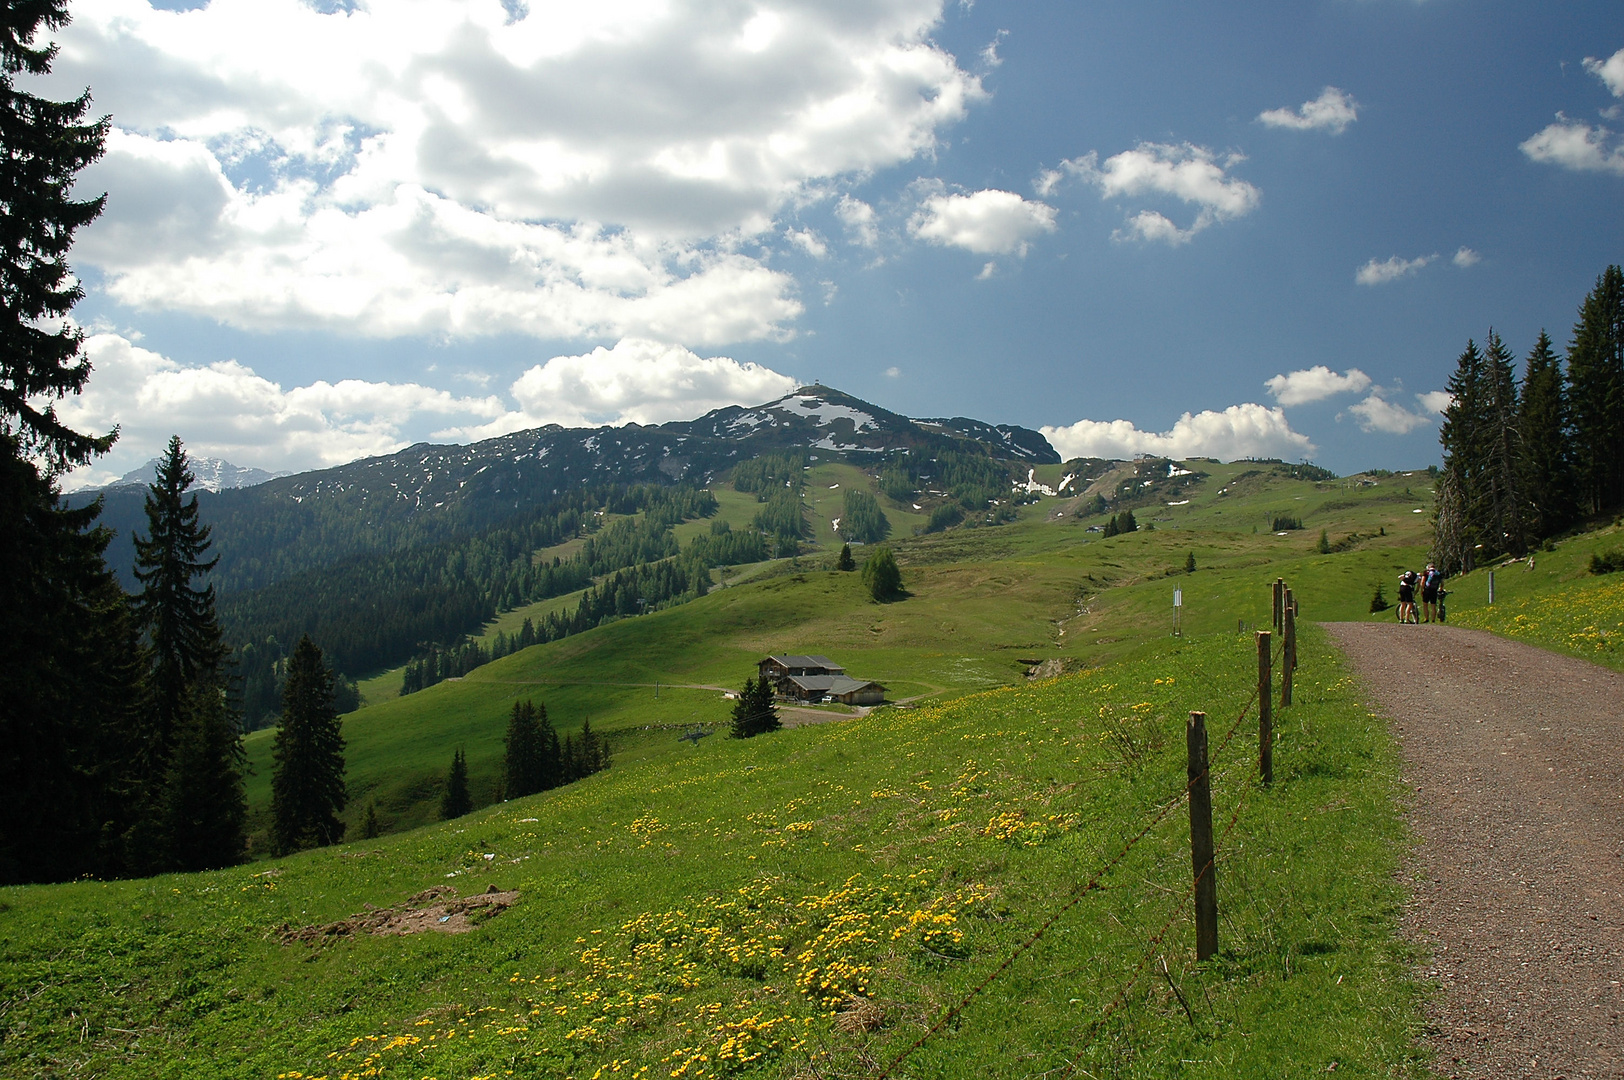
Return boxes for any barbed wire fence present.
[873,581,1301,1079]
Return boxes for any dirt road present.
[1326,622,1624,1079]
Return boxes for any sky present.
[35,0,1624,487]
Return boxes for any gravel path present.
[1325,622,1624,1079]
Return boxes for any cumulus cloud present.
[1040,403,1313,462]
[835,195,880,247]
[1585,48,1624,98]
[1046,142,1260,244]
[1257,87,1359,134]
[1264,365,1372,406]
[46,0,987,341]
[1355,254,1435,286]
[55,333,507,487]
[57,333,800,486]
[447,338,799,438]
[1347,393,1432,434]
[908,188,1057,256]
[1520,116,1624,176]
[785,228,828,259]
[1416,390,1453,415]
[1452,247,1480,268]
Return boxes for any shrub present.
[1590,549,1624,575]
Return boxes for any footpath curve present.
[1325,622,1624,1079]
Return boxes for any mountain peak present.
[106,457,287,494]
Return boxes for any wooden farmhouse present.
[757,654,886,706]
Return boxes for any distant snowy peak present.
[108,457,287,493]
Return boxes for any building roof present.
[784,674,883,696]
[764,654,844,671]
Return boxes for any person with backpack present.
[1397,568,1420,624]
[1421,563,1444,623]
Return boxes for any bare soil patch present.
[280,884,519,943]
[1325,622,1624,1079]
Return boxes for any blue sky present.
[41,0,1624,485]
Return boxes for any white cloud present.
[785,228,828,259]
[447,338,798,438]
[1355,254,1435,286]
[1264,366,1372,406]
[55,333,506,487]
[1416,390,1453,415]
[908,188,1057,256]
[884,366,901,378]
[1347,393,1432,434]
[835,195,880,247]
[1585,48,1624,97]
[1452,246,1480,268]
[1040,403,1313,462]
[980,29,1007,69]
[47,0,987,341]
[1050,142,1261,243]
[1520,116,1624,176]
[1257,87,1359,134]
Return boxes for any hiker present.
[1421,563,1444,623]
[1397,569,1419,624]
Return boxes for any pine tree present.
[536,706,562,791]
[0,0,112,472]
[1316,530,1330,554]
[158,682,246,871]
[134,437,228,761]
[730,677,780,738]
[1566,266,1624,516]
[362,801,381,840]
[1185,551,1197,572]
[1102,515,1119,538]
[1519,330,1574,538]
[861,547,904,601]
[1480,330,1528,555]
[0,447,147,883]
[441,749,472,819]
[504,699,544,799]
[577,717,609,776]
[270,635,347,854]
[836,544,855,571]
[132,435,245,870]
[0,0,136,885]
[749,677,780,736]
[1436,340,1486,572]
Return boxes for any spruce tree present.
[270,635,347,854]
[536,706,562,791]
[362,801,381,840]
[0,0,112,471]
[749,677,780,736]
[0,0,137,885]
[158,683,246,871]
[504,699,544,799]
[441,749,472,819]
[836,543,855,571]
[1566,265,1624,516]
[861,547,904,602]
[1480,330,1528,556]
[1436,340,1486,572]
[1519,330,1574,538]
[134,437,228,760]
[132,436,245,870]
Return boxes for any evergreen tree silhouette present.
[441,749,472,819]
[270,635,347,854]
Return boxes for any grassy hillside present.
[1440,520,1624,670]
[0,624,1426,1079]
[247,461,1442,845]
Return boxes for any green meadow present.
[254,459,1438,844]
[0,624,1427,1079]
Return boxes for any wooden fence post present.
[1187,710,1218,962]
[1257,630,1273,786]
[1272,578,1284,631]
[1282,603,1295,707]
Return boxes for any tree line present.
[226,484,715,726]
[1433,266,1624,572]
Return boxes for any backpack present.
[1400,570,1419,588]
[1424,569,1442,590]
